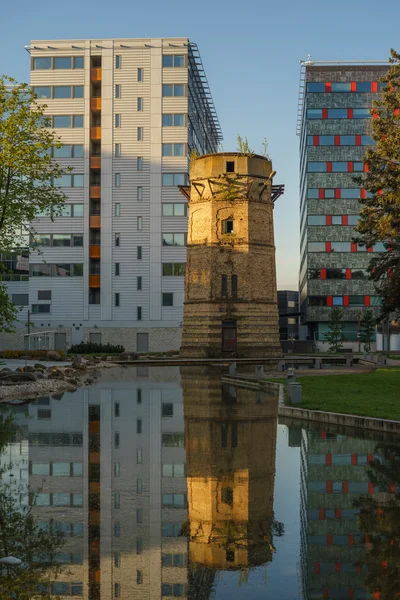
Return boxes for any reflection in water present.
[0,368,400,598]
[181,367,281,594]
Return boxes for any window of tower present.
[226,161,235,173]
[222,219,234,234]
[221,275,228,296]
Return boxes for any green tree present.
[0,76,67,332]
[323,307,345,352]
[360,309,376,352]
[354,49,400,318]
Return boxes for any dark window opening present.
[226,161,235,173]
[231,275,238,298]
[221,274,228,296]
[222,219,234,234]
[221,487,233,507]
[226,550,235,563]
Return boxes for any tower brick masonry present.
[180,152,282,357]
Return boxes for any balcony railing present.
[90,127,101,141]
[89,245,101,259]
[89,275,100,288]
[89,216,101,229]
[90,68,102,82]
[90,98,101,111]
[90,156,101,169]
[90,186,101,199]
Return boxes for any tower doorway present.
[222,320,237,352]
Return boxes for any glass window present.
[54,57,72,69]
[341,189,360,198]
[306,82,325,92]
[328,108,348,118]
[53,493,70,506]
[174,84,184,96]
[137,127,143,141]
[73,174,84,187]
[332,162,348,172]
[53,234,71,247]
[162,174,174,186]
[33,86,51,99]
[137,157,143,170]
[353,108,370,118]
[115,203,120,217]
[115,114,121,127]
[348,295,364,306]
[162,84,173,97]
[174,143,185,156]
[332,296,343,306]
[370,296,382,306]
[12,293,29,305]
[54,145,72,158]
[353,162,364,172]
[74,86,84,98]
[137,67,143,81]
[162,403,173,418]
[52,463,70,476]
[115,84,121,98]
[73,463,83,476]
[115,173,121,187]
[174,114,185,126]
[331,216,341,225]
[174,203,186,216]
[73,204,84,217]
[308,162,326,172]
[332,454,352,466]
[73,115,83,127]
[73,144,84,158]
[351,268,367,279]
[54,264,71,276]
[33,57,51,70]
[356,82,372,92]
[115,293,120,307]
[137,216,142,230]
[162,293,173,307]
[325,189,335,198]
[162,143,173,157]
[174,55,185,67]
[114,522,120,537]
[74,56,84,68]
[137,97,143,111]
[307,135,314,145]
[326,268,346,279]
[53,115,71,128]
[307,109,322,119]
[72,234,83,246]
[73,263,84,276]
[307,189,319,199]
[30,263,51,276]
[362,135,374,145]
[309,296,327,306]
[173,464,184,477]
[137,246,142,259]
[331,242,351,252]
[53,86,72,99]
[331,82,351,92]
[341,135,356,145]
[54,174,72,187]
[162,55,174,67]
[308,242,325,252]
[116,55,121,69]
[137,306,142,320]
[319,135,335,145]
[163,114,173,126]
[163,263,173,276]
[32,462,50,476]
[373,242,386,252]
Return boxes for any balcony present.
[90,186,101,199]
[89,245,101,259]
[89,215,101,229]
[90,127,101,141]
[89,481,100,494]
[90,97,101,112]
[89,274,100,287]
[90,68,102,82]
[90,156,101,169]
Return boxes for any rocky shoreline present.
[0,355,118,403]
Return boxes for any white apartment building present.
[0,38,222,352]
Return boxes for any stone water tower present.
[179,153,284,357]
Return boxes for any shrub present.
[0,350,65,359]
[67,342,125,355]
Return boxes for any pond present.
[0,365,398,599]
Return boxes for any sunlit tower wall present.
[180,153,284,357]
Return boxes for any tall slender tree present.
[354,49,400,318]
[0,76,67,331]
[324,307,345,352]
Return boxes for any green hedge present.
[67,342,125,355]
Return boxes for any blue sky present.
[2,0,400,289]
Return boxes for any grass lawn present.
[286,368,400,421]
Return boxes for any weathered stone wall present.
[181,153,281,357]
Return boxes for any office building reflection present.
[181,366,279,576]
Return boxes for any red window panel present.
[343,480,349,493]
[365,296,371,306]
[346,268,352,279]
[334,135,340,146]
[351,454,357,466]
[322,108,328,119]
[348,108,353,118]
[367,454,373,463]
[368,482,374,494]
[356,135,361,146]
[351,242,357,253]
[319,188,325,199]
[361,189,367,199]
[326,453,332,466]
[378,189,383,196]
[327,295,333,307]
[342,215,348,225]
[335,508,341,518]
[327,161,332,172]
[348,535,354,546]
[319,508,325,520]
[326,480,333,493]
[325,82,331,92]
[344,296,349,307]
[351,81,357,92]
[372,108,379,119]
[335,188,341,199]
[314,135,319,146]
[390,482,396,493]
[395,108,400,115]
[368,246,373,253]
[321,432,327,439]
[326,242,331,253]
[326,215,332,225]
[327,534,333,546]
[323,590,329,600]
[314,562,320,574]
[320,269,327,279]
[364,163,369,172]
[335,562,341,573]
[349,588,355,600]
[372,81,378,92]
[348,162,353,172]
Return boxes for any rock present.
[119,352,129,360]
[67,378,78,385]
[48,370,65,381]
[0,368,12,373]
[34,363,46,370]
[15,367,24,373]
[35,372,45,379]
[106,356,113,361]
[0,372,37,383]
[72,361,87,371]
[128,353,139,360]
[23,366,36,373]
[47,350,61,361]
